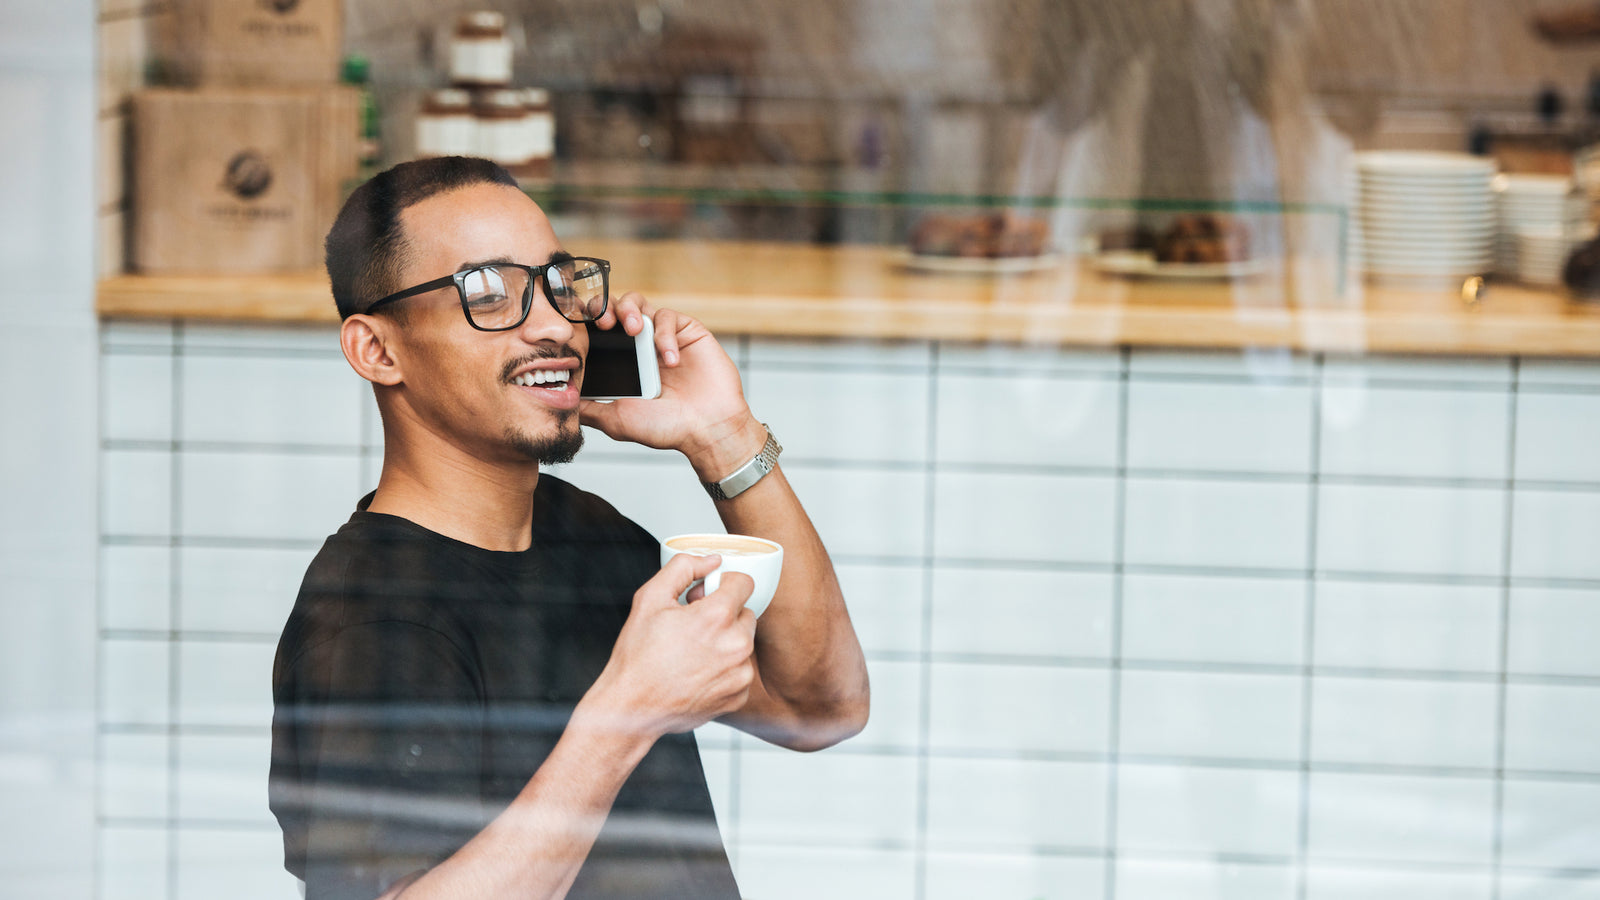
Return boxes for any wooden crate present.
[132,87,359,274]
[160,0,343,86]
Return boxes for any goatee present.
[506,411,584,465]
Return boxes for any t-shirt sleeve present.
[271,620,488,900]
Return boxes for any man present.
[269,156,870,900]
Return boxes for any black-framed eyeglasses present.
[363,256,611,331]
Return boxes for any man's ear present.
[340,315,403,387]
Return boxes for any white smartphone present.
[580,317,662,400]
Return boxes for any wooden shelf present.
[97,239,1600,357]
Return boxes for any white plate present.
[1360,223,1496,239]
[1356,151,1497,176]
[1092,251,1271,280]
[896,250,1063,274]
[1497,174,1574,195]
[1094,249,1267,278]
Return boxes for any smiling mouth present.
[511,369,572,389]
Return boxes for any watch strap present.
[702,425,782,501]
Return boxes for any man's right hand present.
[579,552,757,740]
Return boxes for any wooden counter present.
[97,239,1600,357]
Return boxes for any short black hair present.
[325,156,519,319]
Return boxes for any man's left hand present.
[577,292,762,478]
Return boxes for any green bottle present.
[341,55,380,178]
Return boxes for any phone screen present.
[580,323,644,398]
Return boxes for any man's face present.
[380,182,588,465]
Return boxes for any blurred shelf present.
[97,239,1600,356]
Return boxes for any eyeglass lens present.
[460,261,606,329]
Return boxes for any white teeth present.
[514,370,569,388]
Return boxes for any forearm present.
[388,703,655,900]
[687,419,870,747]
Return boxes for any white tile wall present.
[176,641,275,728]
[734,846,917,900]
[1313,580,1501,673]
[1316,484,1506,578]
[930,567,1113,659]
[927,663,1110,753]
[1304,866,1492,900]
[924,852,1104,900]
[1116,858,1297,900]
[1499,874,1600,900]
[175,733,274,826]
[180,355,365,447]
[98,826,169,900]
[748,337,931,369]
[1119,671,1302,762]
[940,342,1120,375]
[1518,359,1600,387]
[738,751,918,845]
[1503,684,1600,775]
[178,546,315,634]
[102,352,171,442]
[849,658,921,750]
[1514,392,1600,483]
[933,471,1117,564]
[101,544,170,631]
[1307,773,1495,864]
[1115,763,1301,856]
[1121,573,1305,666]
[1310,677,1497,768]
[748,369,930,464]
[1510,489,1600,581]
[1322,355,1512,386]
[1126,380,1313,474]
[174,828,304,900]
[99,733,169,819]
[1498,780,1600,869]
[101,638,169,726]
[1507,587,1600,677]
[177,451,364,542]
[101,449,171,537]
[936,371,1120,468]
[1320,385,1510,480]
[785,463,928,558]
[1123,477,1310,571]
[96,332,1600,898]
[925,758,1107,849]
[547,458,724,541]
[833,562,924,655]
[1130,348,1314,380]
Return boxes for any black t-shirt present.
[269,475,740,900]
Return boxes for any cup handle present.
[702,568,722,597]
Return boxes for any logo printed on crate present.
[245,0,319,35]
[206,150,293,222]
[223,151,274,199]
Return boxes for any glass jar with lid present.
[474,87,535,175]
[520,88,554,181]
[416,88,477,159]
[449,11,513,88]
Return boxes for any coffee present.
[660,533,784,617]
[664,535,777,557]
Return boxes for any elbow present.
[789,690,870,753]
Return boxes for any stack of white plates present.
[1516,229,1573,287]
[1495,174,1574,276]
[1355,151,1496,282]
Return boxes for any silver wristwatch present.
[702,424,782,501]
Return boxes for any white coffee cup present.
[660,533,784,617]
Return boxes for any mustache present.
[500,343,584,383]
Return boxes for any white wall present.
[95,326,1600,900]
[0,0,100,898]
